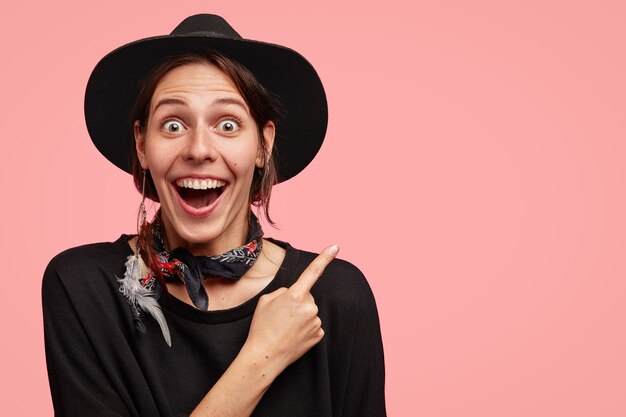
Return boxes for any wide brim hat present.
[85,14,327,183]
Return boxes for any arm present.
[340,274,386,417]
[43,266,137,417]
[191,246,338,417]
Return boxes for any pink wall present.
[2,0,625,415]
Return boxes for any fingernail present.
[329,245,339,256]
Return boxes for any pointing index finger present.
[290,245,339,295]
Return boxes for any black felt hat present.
[85,14,327,183]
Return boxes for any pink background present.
[2,0,625,415]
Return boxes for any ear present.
[134,120,148,169]
[256,121,276,168]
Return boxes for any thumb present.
[260,286,289,302]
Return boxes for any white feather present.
[136,296,171,347]
[118,254,172,347]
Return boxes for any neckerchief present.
[151,212,264,310]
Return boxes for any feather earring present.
[119,253,171,346]
[117,169,172,347]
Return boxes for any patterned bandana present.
[150,212,264,310]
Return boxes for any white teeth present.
[175,178,226,190]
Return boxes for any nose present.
[182,127,218,163]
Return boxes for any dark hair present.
[130,52,283,281]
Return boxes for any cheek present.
[144,141,176,175]
[223,142,260,175]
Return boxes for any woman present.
[43,14,385,417]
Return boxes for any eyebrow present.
[152,97,249,114]
[152,98,186,114]
[211,97,249,113]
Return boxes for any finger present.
[290,245,339,295]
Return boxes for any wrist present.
[238,340,285,382]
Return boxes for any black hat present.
[85,14,328,183]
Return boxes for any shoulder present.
[296,248,368,286]
[282,244,383,346]
[42,237,138,347]
[45,237,131,279]
[43,236,133,298]
[284,242,377,309]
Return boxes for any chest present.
[135,317,336,417]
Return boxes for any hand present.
[245,245,340,372]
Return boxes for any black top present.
[42,236,386,417]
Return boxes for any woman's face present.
[135,62,275,255]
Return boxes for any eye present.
[216,118,241,133]
[162,120,185,133]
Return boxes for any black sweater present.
[42,236,386,417]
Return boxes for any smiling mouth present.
[175,178,226,209]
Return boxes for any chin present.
[161,196,251,252]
